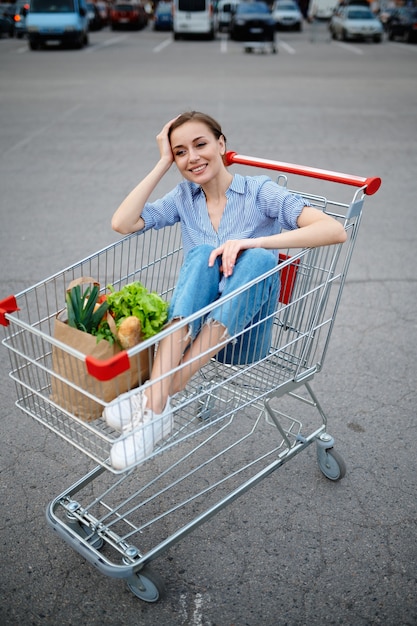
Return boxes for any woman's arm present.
[209,206,347,277]
[111,118,178,235]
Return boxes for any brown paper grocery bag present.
[50,313,152,422]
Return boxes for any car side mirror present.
[79,6,86,16]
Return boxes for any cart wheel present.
[127,566,166,603]
[317,447,346,481]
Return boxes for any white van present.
[308,0,339,20]
[173,0,215,40]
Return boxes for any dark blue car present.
[153,1,173,30]
[387,7,417,43]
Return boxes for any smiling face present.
[170,120,227,185]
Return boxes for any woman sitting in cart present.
[105,110,347,470]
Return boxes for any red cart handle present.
[225,152,381,196]
[86,351,131,382]
[0,295,20,326]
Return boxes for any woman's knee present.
[237,248,277,275]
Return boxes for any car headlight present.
[65,25,76,31]
[28,25,39,32]
[236,19,245,25]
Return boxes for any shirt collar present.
[226,173,245,195]
[191,174,244,198]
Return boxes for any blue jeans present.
[168,245,279,365]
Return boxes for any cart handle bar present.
[225,152,381,196]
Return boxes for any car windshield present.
[399,8,417,18]
[178,0,206,10]
[275,3,298,10]
[30,0,75,12]
[237,2,269,14]
[347,8,374,19]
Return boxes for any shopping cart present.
[0,152,381,602]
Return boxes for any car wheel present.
[342,28,349,41]
[373,34,381,43]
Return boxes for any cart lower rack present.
[0,152,380,602]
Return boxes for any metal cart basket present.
[0,152,381,602]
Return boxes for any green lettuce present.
[106,282,169,340]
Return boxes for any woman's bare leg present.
[145,323,189,414]
[145,321,226,413]
[169,321,227,396]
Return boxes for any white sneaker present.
[103,390,145,432]
[110,398,173,471]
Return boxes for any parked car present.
[27,0,89,50]
[378,5,395,30]
[153,1,172,30]
[386,7,417,43]
[271,0,303,31]
[329,4,383,42]
[229,1,276,45]
[110,3,148,30]
[86,2,103,29]
[13,0,30,37]
[1,0,30,37]
[0,4,14,36]
[95,0,110,24]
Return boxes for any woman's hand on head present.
[156,116,180,166]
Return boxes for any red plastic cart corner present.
[0,295,20,326]
[86,351,132,382]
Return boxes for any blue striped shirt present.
[141,174,308,258]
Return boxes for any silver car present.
[271,0,303,31]
[329,5,383,42]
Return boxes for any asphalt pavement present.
[0,21,416,626]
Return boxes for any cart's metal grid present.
[0,153,381,600]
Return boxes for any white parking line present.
[153,38,172,53]
[277,40,296,54]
